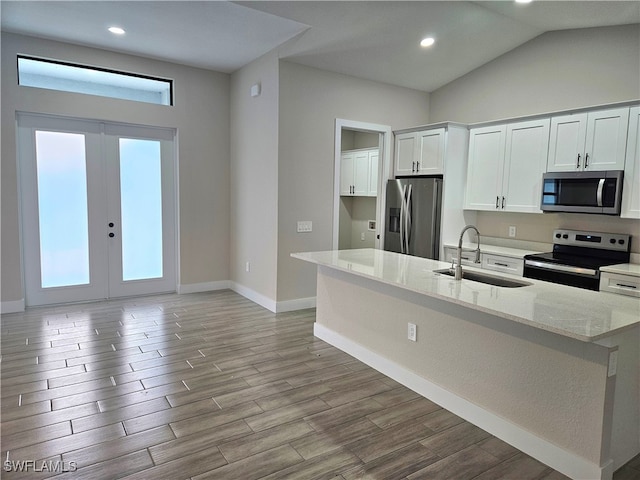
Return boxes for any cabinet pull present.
[576,154,581,169]
[615,283,637,289]
[416,161,420,172]
[585,153,589,168]
[501,196,505,209]
[412,161,416,173]
[495,262,509,267]
[496,196,499,209]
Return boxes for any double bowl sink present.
[433,268,532,288]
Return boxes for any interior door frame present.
[16,112,179,306]
[333,118,393,250]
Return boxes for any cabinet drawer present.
[481,254,523,276]
[599,272,640,297]
[443,247,481,266]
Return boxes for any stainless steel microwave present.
[540,170,624,215]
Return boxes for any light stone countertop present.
[292,248,640,343]
[600,263,640,278]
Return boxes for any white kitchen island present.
[292,248,640,480]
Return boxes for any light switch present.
[297,221,312,233]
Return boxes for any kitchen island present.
[292,248,640,480]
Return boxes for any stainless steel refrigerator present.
[384,177,442,259]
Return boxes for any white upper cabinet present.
[547,107,629,172]
[621,106,640,219]
[340,148,378,197]
[465,119,550,213]
[464,124,506,210]
[502,119,551,213]
[394,128,444,176]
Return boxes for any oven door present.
[540,170,623,215]
[523,258,601,290]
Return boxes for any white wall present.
[229,51,280,304]
[277,61,430,303]
[428,24,640,249]
[1,33,230,306]
[429,24,640,124]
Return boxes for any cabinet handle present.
[615,283,637,289]
[501,196,505,209]
[576,154,581,169]
[412,161,416,173]
[416,161,420,172]
[585,153,589,168]
[495,262,509,268]
[496,196,499,209]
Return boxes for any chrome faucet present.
[455,225,481,280]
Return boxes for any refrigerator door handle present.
[399,185,406,253]
[405,184,412,252]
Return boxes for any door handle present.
[496,196,499,209]
[501,196,505,209]
[576,154,581,169]
[585,153,589,168]
[109,233,115,238]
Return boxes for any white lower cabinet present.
[443,246,482,267]
[481,254,524,276]
[443,247,524,276]
[600,272,640,298]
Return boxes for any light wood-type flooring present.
[2,290,639,479]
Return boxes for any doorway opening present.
[333,119,393,250]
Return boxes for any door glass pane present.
[119,138,163,281]
[35,131,90,288]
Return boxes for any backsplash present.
[476,211,640,255]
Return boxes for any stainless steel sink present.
[433,268,532,288]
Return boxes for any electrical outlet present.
[361,232,365,241]
[508,226,517,238]
[245,262,251,273]
[407,323,417,342]
[297,221,312,233]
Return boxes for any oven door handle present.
[596,178,605,207]
[524,259,599,277]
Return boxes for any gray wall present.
[429,24,640,249]
[277,61,430,302]
[1,33,230,305]
[429,24,640,124]
[229,51,280,301]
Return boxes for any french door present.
[18,114,176,306]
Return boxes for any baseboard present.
[314,323,610,480]
[229,282,277,313]
[276,296,316,313]
[1,298,26,314]
[177,280,231,295]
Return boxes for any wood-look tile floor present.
[2,290,638,479]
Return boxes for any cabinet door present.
[584,107,629,171]
[464,125,506,210]
[502,119,550,213]
[395,132,417,176]
[622,106,640,219]
[353,151,370,196]
[368,151,379,197]
[340,152,354,195]
[417,128,445,174]
[547,113,587,172]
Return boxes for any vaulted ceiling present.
[2,1,638,92]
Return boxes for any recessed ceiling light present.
[108,26,126,35]
[515,0,533,3]
[420,37,435,48]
